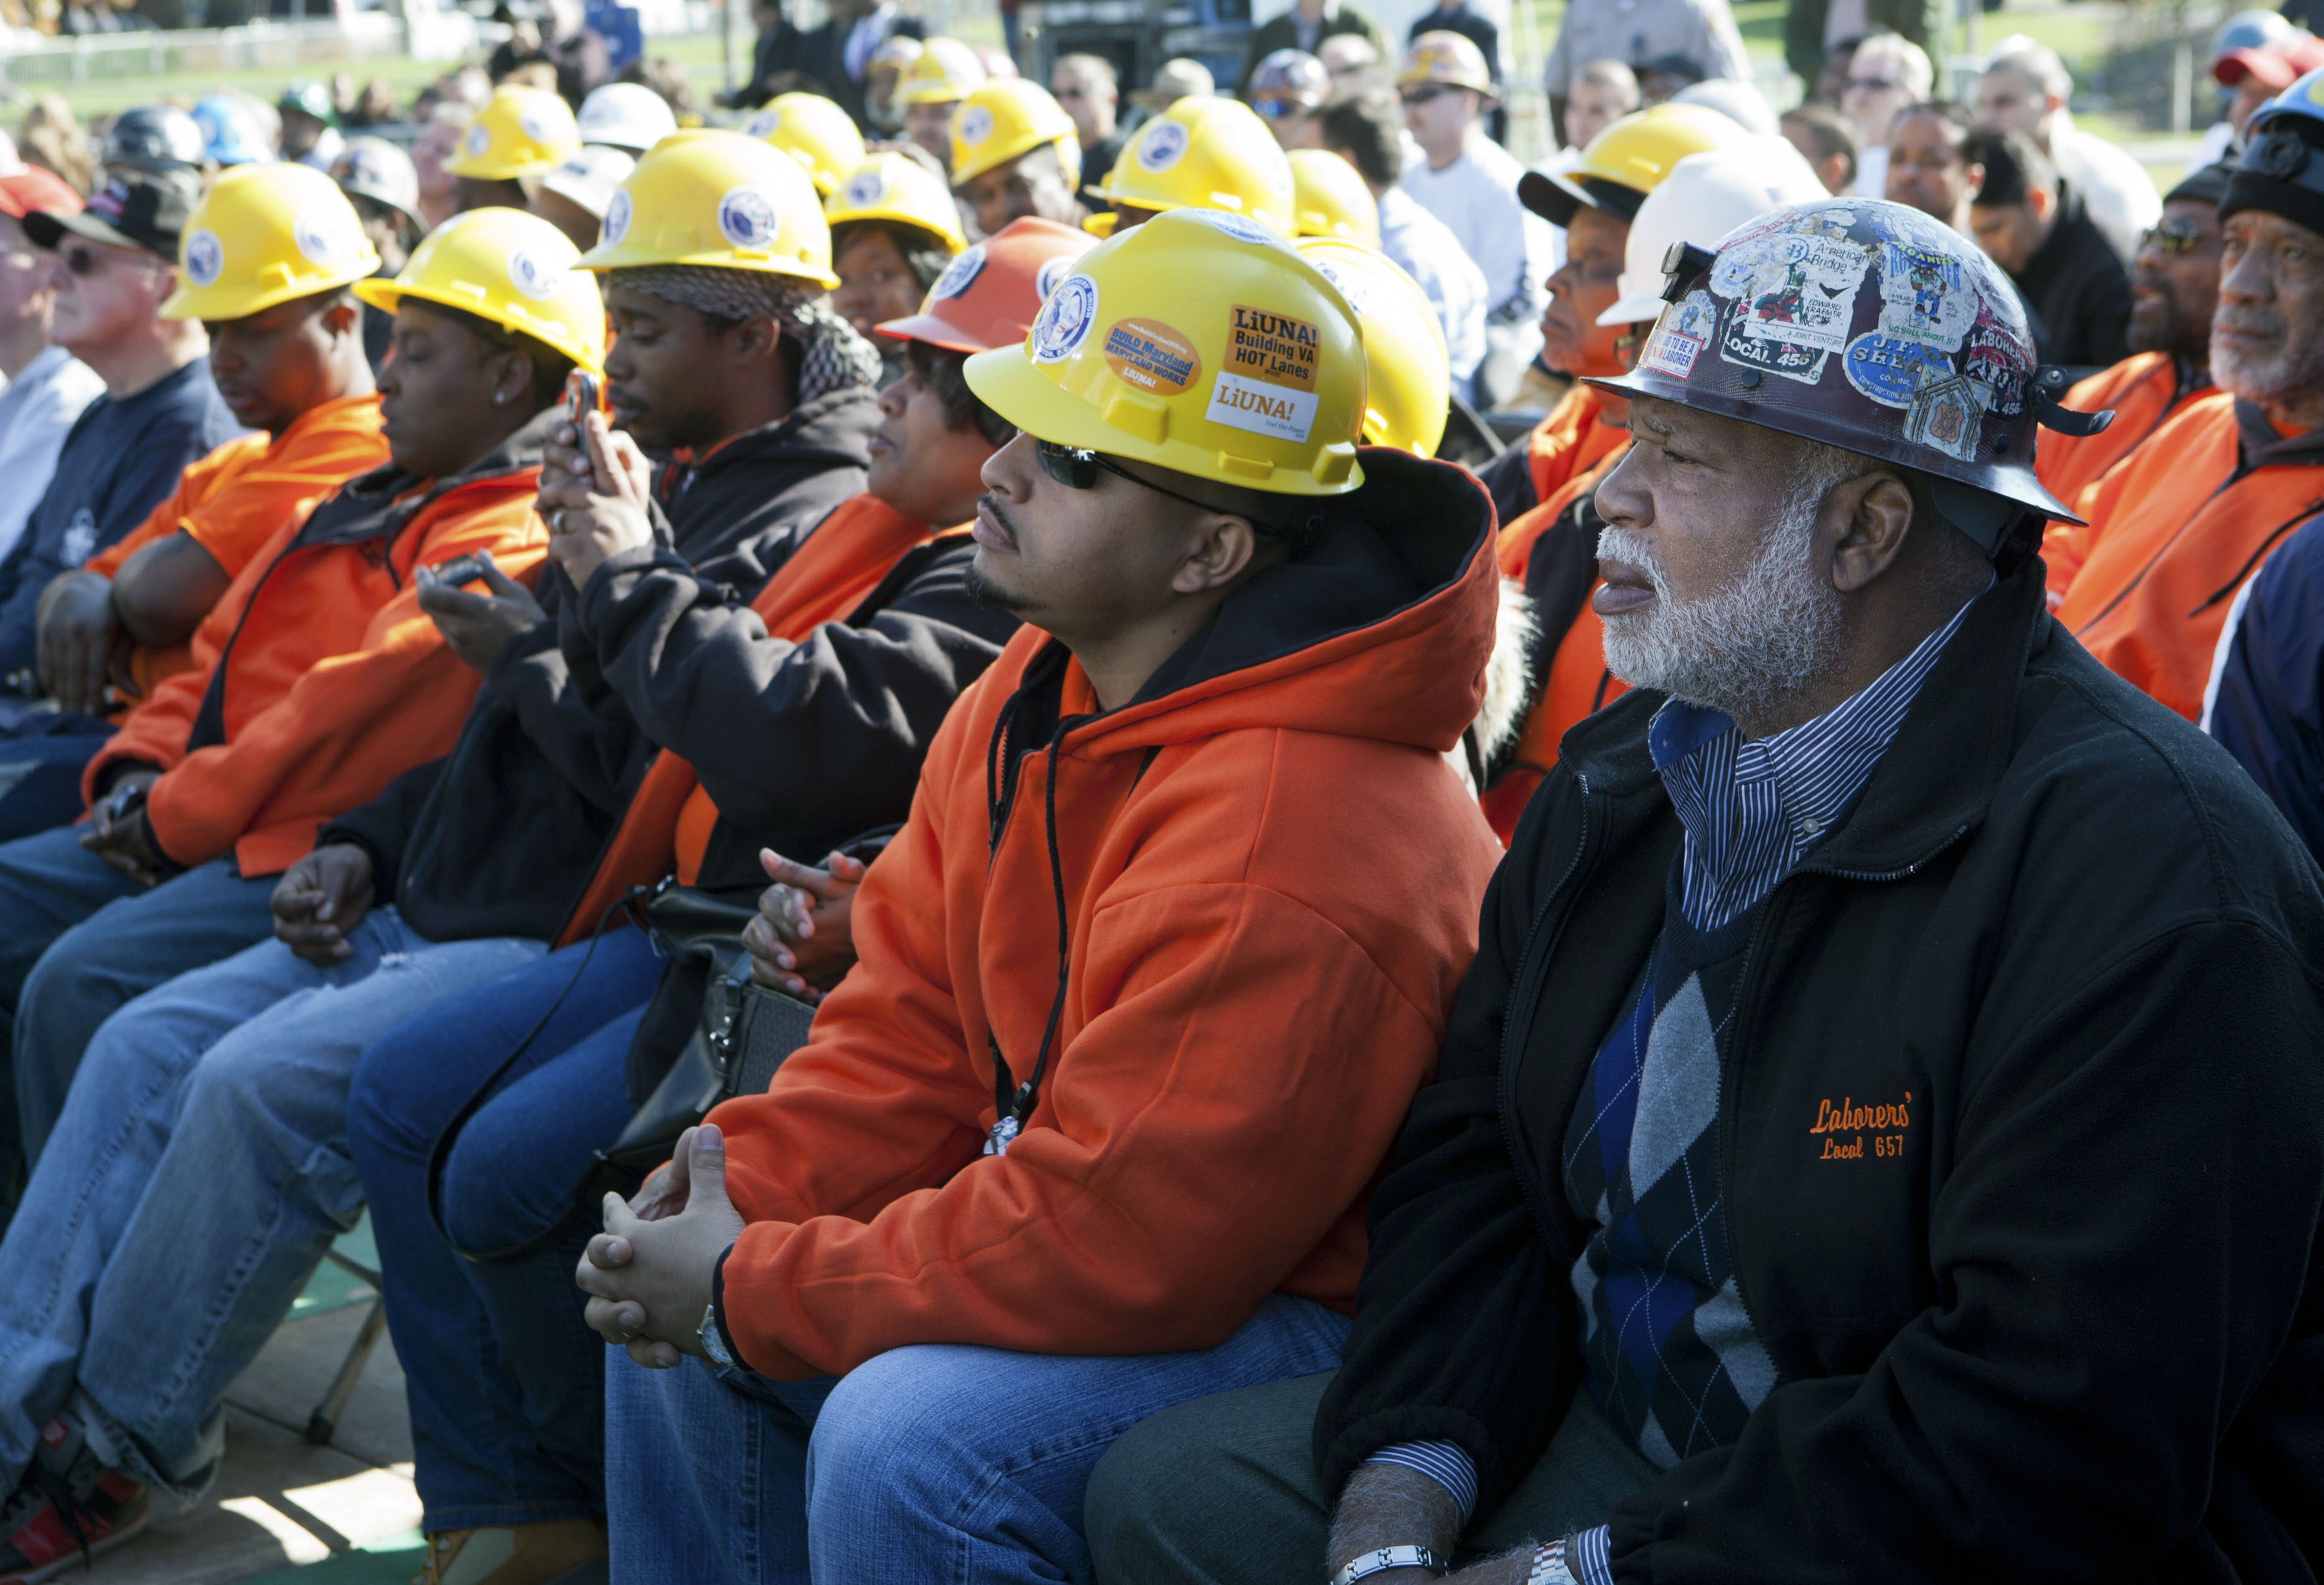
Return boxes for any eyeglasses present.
[60,243,152,278]
[1847,76,1906,92]
[1400,84,1455,105]
[2140,216,2208,255]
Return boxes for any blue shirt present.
[0,355,241,688]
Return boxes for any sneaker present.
[415,1520,607,1585]
[0,1413,148,1583]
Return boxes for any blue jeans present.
[0,910,543,1499]
[347,929,662,1531]
[603,1294,1354,1585]
[0,826,278,1218]
[0,712,112,846]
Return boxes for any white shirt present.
[2049,113,2162,263]
[1544,0,1750,90]
[1852,144,1888,200]
[1377,184,1489,391]
[0,345,104,568]
[1399,133,1552,327]
[2188,121,2237,176]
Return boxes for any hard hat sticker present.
[517,100,562,144]
[1034,254,1072,301]
[1844,330,1954,409]
[1903,374,1984,462]
[1310,258,1371,319]
[293,205,350,268]
[1136,120,1190,173]
[958,106,994,146]
[1227,304,1318,391]
[507,247,567,302]
[183,228,224,289]
[1640,292,1717,380]
[466,123,492,157]
[843,169,888,208]
[1103,317,1201,395]
[1206,369,1318,443]
[1031,274,1098,362]
[601,187,632,246]
[1717,301,1826,385]
[932,244,987,301]
[718,187,783,251]
[1713,231,1870,355]
[1962,305,2029,414]
[1874,241,1974,352]
[1203,212,1280,246]
[742,110,779,139]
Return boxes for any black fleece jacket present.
[1316,559,2324,1583]
[321,393,876,942]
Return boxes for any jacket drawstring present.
[985,711,1083,1156]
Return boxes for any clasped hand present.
[82,767,169,884]
[743,847,868,1001]
[538,411,655,591]
[578,1123,747,1370]
[414,551,545,675]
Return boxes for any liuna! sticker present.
[1206,370,1318,443]
[1226,304,1318,390]
[1103,317,1199,395]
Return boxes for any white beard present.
[1597,477,1847,727]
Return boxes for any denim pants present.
[0,825,281,1192]
[0,712,113,847]
[602,1293,1355,1585]
[347,929,663,1531]
[0,909,543,1499]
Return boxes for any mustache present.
[977,490,1021,548]
[1596,526,1672,597]
[2215,307,2285,339]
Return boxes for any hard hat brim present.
[354,274,607,375]
[1594,288,1666,327]
[162,242,380,322]
[1582,369,2084,526]
[952,131,1054,187]
[444,149,564,180]
[575,235,842,291]
[876,308,1018,354]
[1082,210,1120,237]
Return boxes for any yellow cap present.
[578,129,839,291]
[740,92,867,199]
[1399,29,1494,93]
[1286,149,1380,245]
[1086,96,1295,237]
[352,206,604,373]
[868,34,923,78]
[163,162,379,322]
[1293,236,1447,456]
[895,38,987,106]
[950,78,1082,189]
[445,86,582,180]
[826,152,967,253]
[1530,103,1746,225]
[965,206,1366,495]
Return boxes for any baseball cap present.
[2218,35,2324,88]
[22,166,200,261]
[0,167,84,223]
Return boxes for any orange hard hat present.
[875,215,1097,355]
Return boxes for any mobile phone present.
[565,369,599,485]
[427,551,491,587]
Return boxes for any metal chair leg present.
[305,1294,388,1446]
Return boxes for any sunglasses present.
[1847,76,1906,92]
[2140,216,2207,255]
[1251,98,1314,119]
[60,243,152,278]
[1400,84,1455,105]
[1034,437,1229,508]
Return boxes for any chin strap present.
[2032,365,2115,437]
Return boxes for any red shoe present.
[0,1413,148,1583]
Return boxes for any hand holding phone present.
[425,552,491,587]
[565,370,599,489]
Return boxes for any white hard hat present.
[1670,78,1778,137]
[576,82,679,154]
[1595,136,1830,326]
[540,143,639,220]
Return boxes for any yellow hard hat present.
[1286,149,1379,245]
[1399,29,1494,95]
[1294,236,1447,457]
[965,207,1366,495]
[740,92,866,199]
[352,206,604,374]
[826,152,966,253]
[1085,96,1295,237]
[895,38,987,106]
[950,78,1082,189]
[577,129,839,291]
[445,86,582,180]
[1517,102,1746,227]
[162,162,380,322]
[868,34,923,79]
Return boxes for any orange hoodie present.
[1521,382,1630,510]
[1480,439,1632,843]
[2053,393,2324,720]
[556,493,944,943]
[2037,354,2209,592]
[81,395,389,698]
[86,424,550,875]
[707,451,1507,1379]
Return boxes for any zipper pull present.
[983,1116,1021,1157]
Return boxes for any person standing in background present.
[0,169,103,573]
[1783,0,1941,105]
[1781,99,1857,192]
[1560,60,1639,151]
[1236,0,1385,95]
[1052,54,1124,210]
[1840,30,1929,197]
[1977,37,2160,265]
[1545,0,1748,117]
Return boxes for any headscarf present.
[612,264,884,401]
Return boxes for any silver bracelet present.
[1525,1538,1578,1585]
[1329,1545,1448,1585]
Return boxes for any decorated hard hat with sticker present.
[743,92,868,199]
[1517,102,1748,228]
[1590,196,2109,551]
[1399,30,1494,95]
[950,78,1082,189]
[896,38,988,106]
[1295,236,1446,456]
[1286,149,1380,244]
[965,206,1367,495]
[576,82,679,155]
[878,217,1096,355]
[825,152,967,252]
[447,86,583,181]
[1084,96,1295,238]
[162,162,379,323]
[353,205,604,373]
[578,129,838,290]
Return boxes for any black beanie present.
[2221,124,2324,236]
[2167,161,2233,208]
